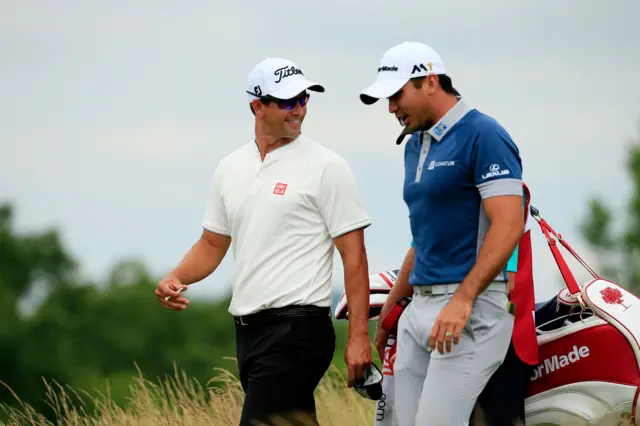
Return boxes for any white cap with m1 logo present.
[359,41,447,105]
[246,57,325,103]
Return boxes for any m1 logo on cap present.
[273,182,288,195]
[411,62,433,74]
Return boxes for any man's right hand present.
[155,274,190,311]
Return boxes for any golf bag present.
[522,205,640,425]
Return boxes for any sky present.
[2,0,640,308]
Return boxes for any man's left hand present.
[345,332,372,388]
[429,293,473,354]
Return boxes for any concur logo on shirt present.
[530,345,590,381]
[427,160,455,170]
[481,163,510,180]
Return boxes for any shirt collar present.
[252,134,304,159]
[426,98,472,142]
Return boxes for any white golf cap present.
[246,57,324,103]
[360,41,447,105]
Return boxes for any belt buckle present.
[235,316,248,326]
[417,286,433,296]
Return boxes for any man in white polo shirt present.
[155,57,373,426]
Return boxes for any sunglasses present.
[248,92,310,110]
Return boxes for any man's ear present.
[250,99,264,117]
[425,74,439,95]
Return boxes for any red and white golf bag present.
[523,205,640,426]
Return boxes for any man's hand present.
[154,229,231,310]
[345,331,372,388]
[155,274,190,310]
[429,291,473,354]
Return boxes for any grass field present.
[0,362,378,426]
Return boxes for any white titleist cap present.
[359,41,447,105]
[246,57,325,103]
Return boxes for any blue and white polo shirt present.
[404,98,523,286]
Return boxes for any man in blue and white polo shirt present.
[360,41,525,426]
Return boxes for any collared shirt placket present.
[415,131,432,182]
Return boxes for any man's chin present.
[401,123,423,135]
[283,129,302,139]
[403,123,417,133]
[406,120,433,133]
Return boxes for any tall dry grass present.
[0,361,377,426]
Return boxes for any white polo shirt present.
[202,135,371,317]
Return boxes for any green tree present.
[580,119,640,295]
[0,201,355,422]
[0,203,77,414]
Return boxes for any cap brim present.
[270,79,325,100]
[359,78,408,105]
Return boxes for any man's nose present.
[388,98,398,114]
[290,102,304,115]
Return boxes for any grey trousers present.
[393,284,514,426]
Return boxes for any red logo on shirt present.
[273,182,288,195]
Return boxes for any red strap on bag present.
[529,205,599,298]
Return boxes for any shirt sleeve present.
[201,165,231,236]
[317,157,371,238]
[472,122,523,199]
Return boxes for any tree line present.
[0,203,355,421]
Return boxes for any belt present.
[413,282,507,297]
[233,305,330,326]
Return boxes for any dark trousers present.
[234,306,336,426]
[471,341,533,425]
